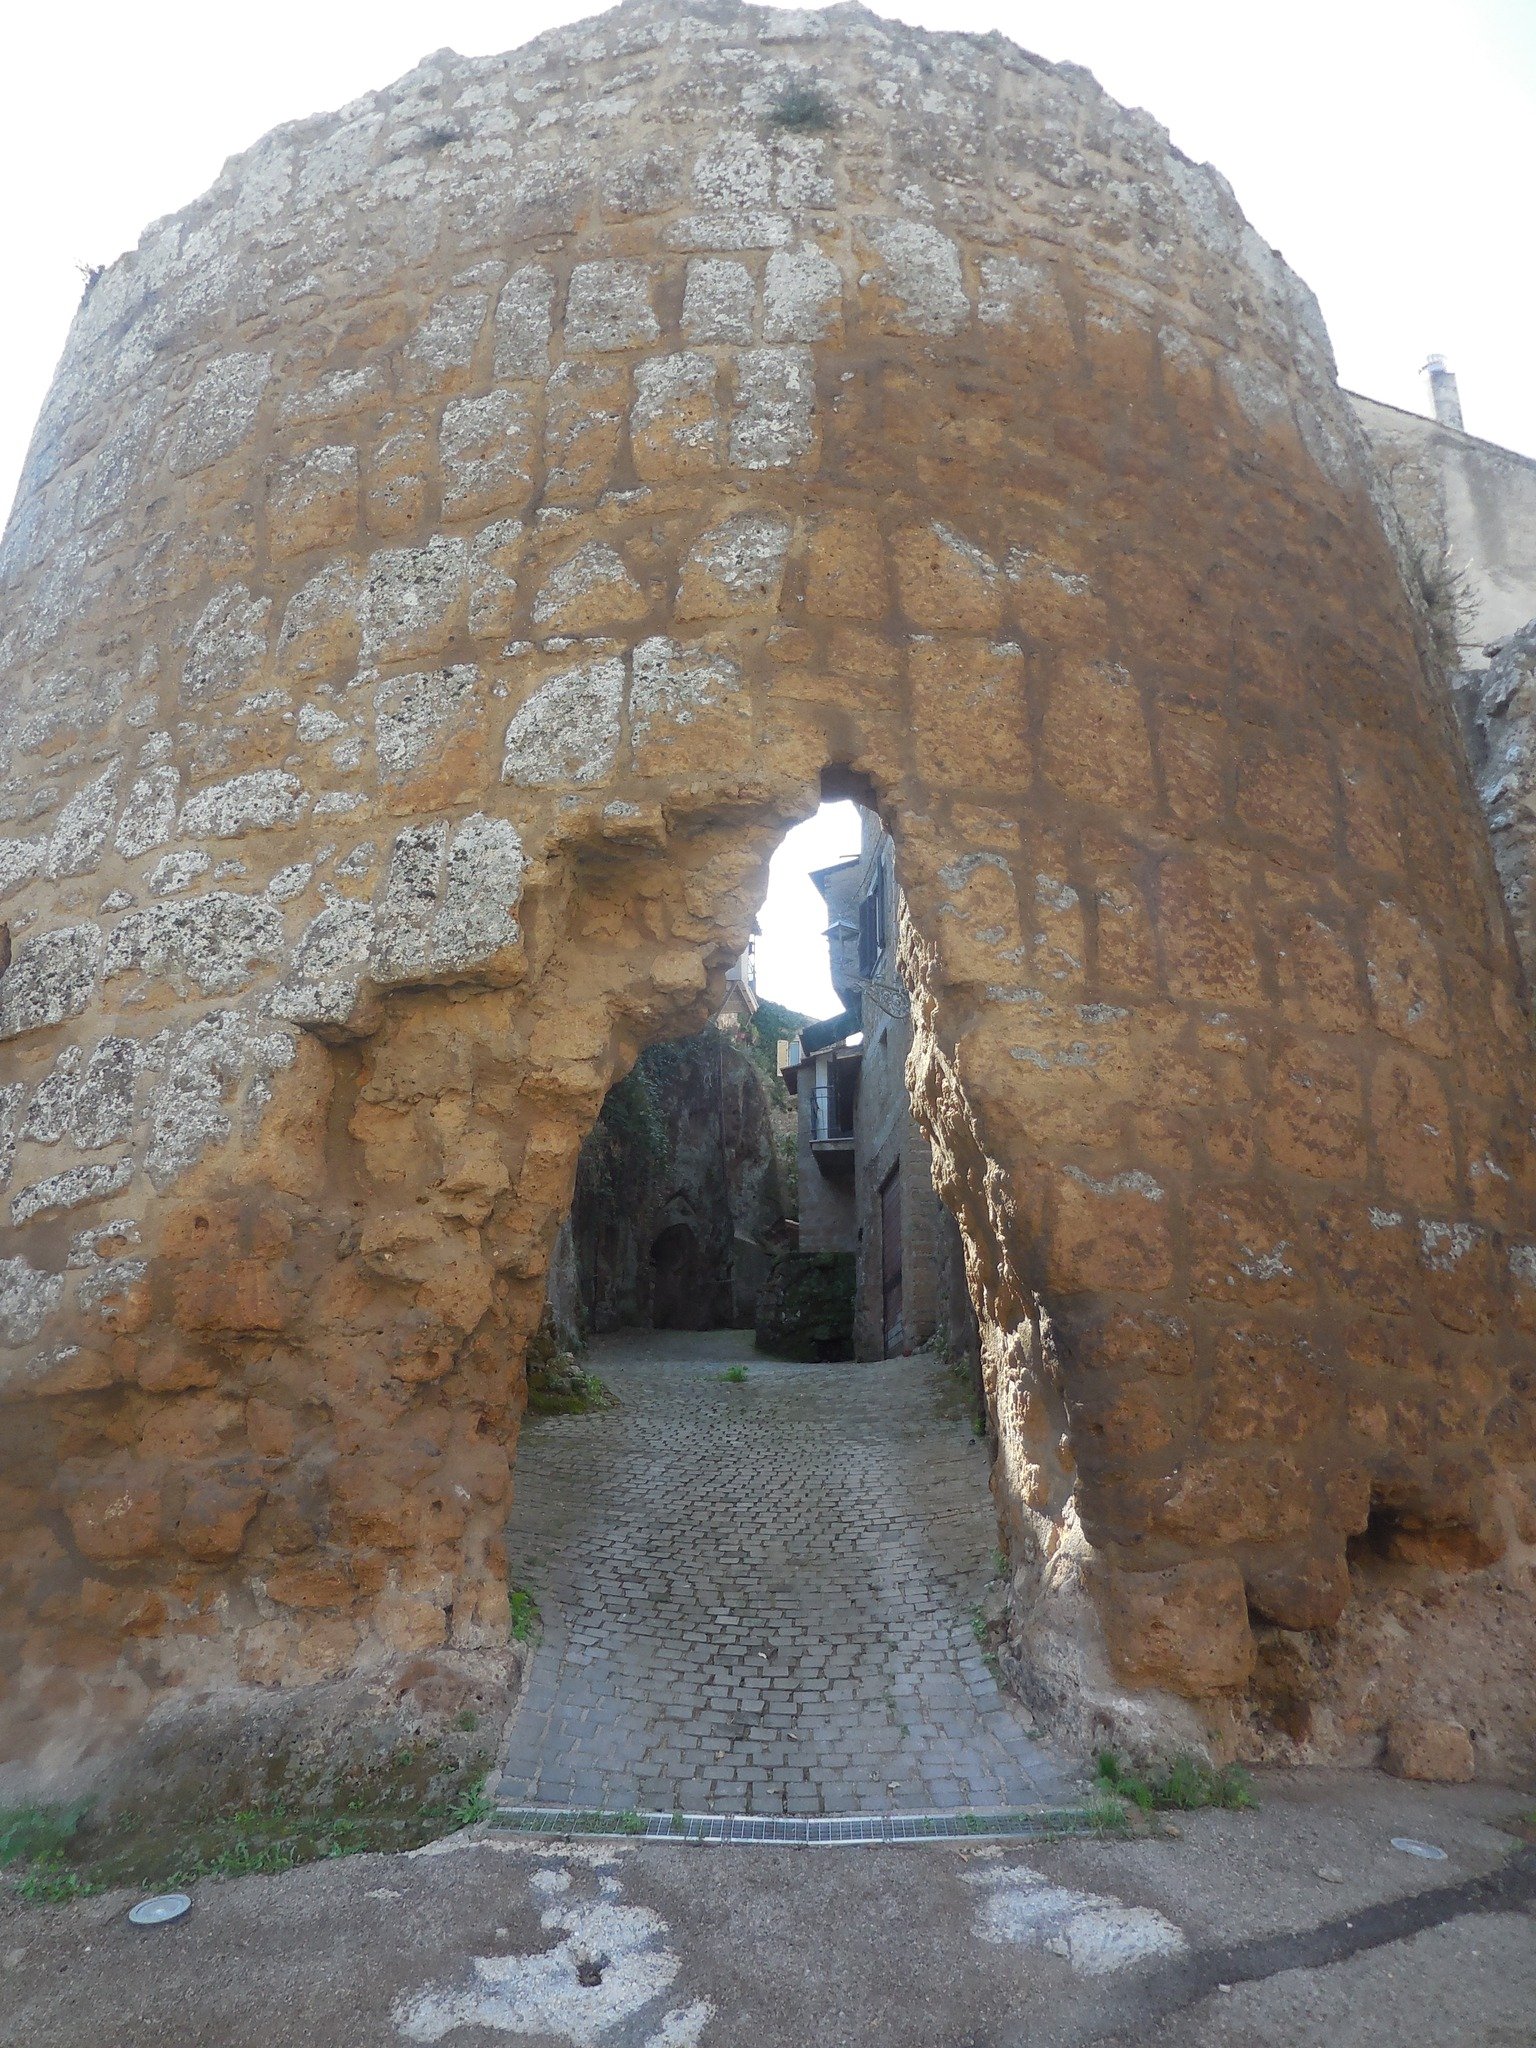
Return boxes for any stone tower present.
[2,0,1532,1786]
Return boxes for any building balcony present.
[807,1084,856,1176]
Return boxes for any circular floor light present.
[128,1893,192,1926]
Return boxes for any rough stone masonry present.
[1,0,1532,1790]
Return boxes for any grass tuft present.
[1085,1788,1134,1835]
[508,1587,540,1643]
[446,1775,494,1831]
[0,1805,88,1867]
[720,1363,749,1384]
[1094,1750,1256,1814]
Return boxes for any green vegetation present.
[1093,1750,1256,1814]
[1084,1788,1134,1835]
[508,1587,540,1642]
[523,1305,615,1418]
[615,1809,648,1836]
[0,1805,87,1866]
[720,1363,749,1384]
[582,1037,696,1198]
[1,1806,95,1903]
[754,1248,856,1361]
[577,1011,808,1247]
[446,1775,495,1830]
[0,1743,497,1908]
[777,1129,799,1212]
[1410,541,1476,668]
[525,1363,618,1416]
[747,998,813,1096]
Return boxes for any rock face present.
[558,1026,791,1333]
[1,0,1533,1784]
[1452,620,1536,988]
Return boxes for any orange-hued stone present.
[1088,1557,1255,1696]
[0,0,1531,1789]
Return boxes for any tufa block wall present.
[0,0,1532,1785]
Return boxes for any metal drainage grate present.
[490,1806,1098,1846]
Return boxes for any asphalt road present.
[3,1770,1531,2048]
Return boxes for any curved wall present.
[1,0,1532,1781]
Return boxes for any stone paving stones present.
[497,1329,1074,1816]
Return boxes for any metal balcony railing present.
[807,1086,855,1143]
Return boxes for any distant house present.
[713,937,760,1043]
[781,808,972,1361]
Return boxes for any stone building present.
[1350,365,1536,661]
[2,0,1534,1791]
[784,807,962,1359]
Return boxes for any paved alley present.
[497,1331,1073,1817]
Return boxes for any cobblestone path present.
[497,1330,1075,1816]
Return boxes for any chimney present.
[1423,355,1465,432]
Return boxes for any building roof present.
[798,1007,861,1056]
[808,856,861,903]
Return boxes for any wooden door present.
[880,1166,903,1356]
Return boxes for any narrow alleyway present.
[497,1331,1073,1817]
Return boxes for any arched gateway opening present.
[498,796,1059,1821]
[1,2,1533,1791]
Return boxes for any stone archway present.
[2,0,1533,1786]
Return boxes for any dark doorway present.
[880,1166,904,1356]
[650,1220,710,1329]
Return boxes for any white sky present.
[1,0,1531,1013]
[755,801,862,1017]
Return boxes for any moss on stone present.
[753,1249,856,1361]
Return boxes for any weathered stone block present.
[892,522,1002,631]
[1315,1199,1417,1313]
[171,1260,291,1335]
[1369,1051,1458,1207]
[175,1470,265,1562]
[1384,1715,1475,1783]
[1050,1167,1173,1294]
[267,445,359,560]
[544,360,627,501]
[1262,1039,1367,1179]
[676,513,790,619]
[1236,729,1338,854]
[1242,1543,1350,1630]
[1157,853,1265,1005]
[1205,1321,1334,1445]
[805,510,887,621]
[1154,1450,1314,1547]
[1042,661,1155,812]
[1087,1556,1255,1697]
[62,1460,165,1564]
[1189,1183,1310,1306]
[909,638,1028,788]
[630,352,722,480]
